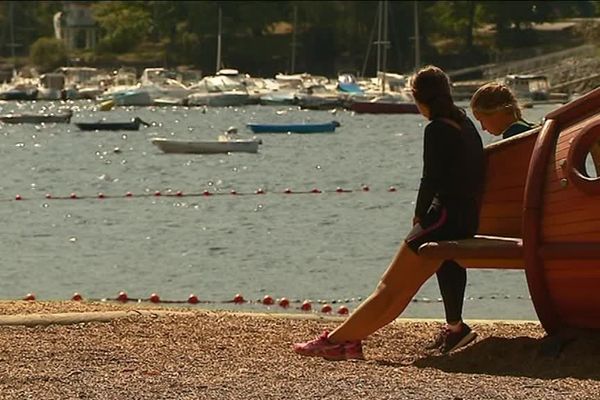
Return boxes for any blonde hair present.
[470,82,522,119]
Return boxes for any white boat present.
[186,75,250,107]
[151,137,261,154]
[500,74,550,101]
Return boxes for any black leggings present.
[405,198,476,325]
[436,260,466,323]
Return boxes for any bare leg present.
[328,242,440,342]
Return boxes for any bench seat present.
[418,235,524,269]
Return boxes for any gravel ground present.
[1,301,599,400]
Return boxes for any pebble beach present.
[1,301,599,399]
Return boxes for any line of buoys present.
[8,185,403,202]
[18,291,531,316]
[18,291,359,315]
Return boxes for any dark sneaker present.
[293,331,364,361]
[440,323,477,353]
[425,326,451,350]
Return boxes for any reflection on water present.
[0,100,556,319]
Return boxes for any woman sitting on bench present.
[293,65,485,361]
[471,82,538,139]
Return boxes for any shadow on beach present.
[410,333,600,380]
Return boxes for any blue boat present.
[247,121,341,134]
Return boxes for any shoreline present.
[1,301,599,399]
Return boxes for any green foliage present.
[29,37,68,72]
[92,1,152,53]
[2,1,600,74]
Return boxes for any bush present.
[29,38,68,72]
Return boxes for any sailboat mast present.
[376,1,382,74]
[215,6,222,73]
[9,1,16,70]
[290,5,297,74]
[381,0,388,94]
[414,1,420,70]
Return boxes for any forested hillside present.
[0,1,599,76]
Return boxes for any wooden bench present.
[416,128,540,270]
[418,235,523,269]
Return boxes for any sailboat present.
[347,0,419,114]
[186,6,251,107]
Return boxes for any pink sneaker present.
[293,331,364,361]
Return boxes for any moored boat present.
[75,117,150,131]
[0,110,72,124]
[247,121,340,134]
[151,137,261,154]
[0,88,38,101]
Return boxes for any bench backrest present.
[477,128,539,237]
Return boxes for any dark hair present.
[410,65,465,124]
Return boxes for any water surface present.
[0,100,558,319]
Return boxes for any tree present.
[29,37,67,72]
[92,1,152,53]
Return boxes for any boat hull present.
[0,112,72,124]
[75,121,141,131]
[151,138,260,154]
[247,121,340,134]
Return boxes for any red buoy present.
[388,186,397,192]
[117,291,128,302]
[300,300,312,311]
[70,193,78,199]
[72,292,83,301]
[23,293,35,301]
[284,188,292,194]
[187,294,199,304]
[154,191,161,196]
[321,304,333,313]
[233,293,245,304]
[15,194,22,200]
[149,293,160,303]
[125,192,133,197]
[337,305,349,315]
[262,295,274,305]
[278,297,290,308]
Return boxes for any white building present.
[53,2,98,50]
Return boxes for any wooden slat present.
[543,219,600,237]
[418,235,522,261]
[479,202,522,218]
[478,217,522,237]
[542,209,600,226]
[455,258,524,269]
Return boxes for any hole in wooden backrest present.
[582,141,600,179]
[567,121,600,194]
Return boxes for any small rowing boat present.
[247,120,340,134]
[75,117,150,131]
[0,110,72,124]
[151,137,261,154]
